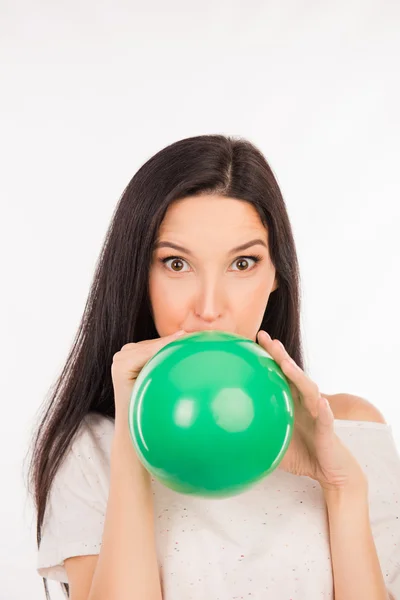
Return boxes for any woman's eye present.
[231,256,261,271]
[161,257,190,272]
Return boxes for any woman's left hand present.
[257,330,368,494]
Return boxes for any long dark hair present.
[27,134,305,598]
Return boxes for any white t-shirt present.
[37,412,400,599]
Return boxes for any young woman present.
[28,134,400,599]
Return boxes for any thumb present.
[314,396,335,438]
[153,329,187,351]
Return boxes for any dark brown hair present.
[27,134,305,598]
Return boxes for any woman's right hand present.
[111,329,187,421]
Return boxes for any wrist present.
[114,409,130,433]
[323,480,369,511]
[111,422,152,483]
[113,381,136,422]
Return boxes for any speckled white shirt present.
[37,412,400,599]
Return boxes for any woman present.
[28,134,400,599]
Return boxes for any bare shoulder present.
[322,392,387,424]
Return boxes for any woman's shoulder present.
[44,412,115,509]
[54,412,115,485]
[72,411,115,461]
[324,392,387,424]
[324,394,397,467]
[80,411,115,440]
[324,394,399,484]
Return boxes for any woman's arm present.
[325,484,391,600]
[85,413,162,600]
[76,331,187,599]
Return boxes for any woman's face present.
[149,195,278,342]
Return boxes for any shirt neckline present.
[333,419,390,430]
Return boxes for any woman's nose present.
[194,281,225,322]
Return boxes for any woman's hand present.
[111,329,187,421]
[257,330,367,493]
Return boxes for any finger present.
[116,330,188,373]
[257,330,295,364]
[280,360,320,419]
[121,329,187,352]
[314,396,335,438]
[142,329,188,355]
[258,331,320,418]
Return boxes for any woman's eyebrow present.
[154,239,267,256]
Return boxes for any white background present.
[1,1,399,598]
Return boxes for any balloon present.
[128,331,294,498]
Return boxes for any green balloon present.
[128,331,294,498]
